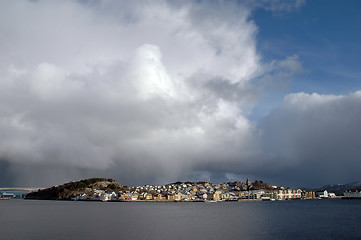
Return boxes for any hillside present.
[313,181,361,195]
[25,178,126,200]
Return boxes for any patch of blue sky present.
[249,0,361,121]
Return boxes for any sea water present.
[0,199,360,240]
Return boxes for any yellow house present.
[145,193,153,200]
[167,194,175,201]
[174,193,184,201]
[213,192,221,201]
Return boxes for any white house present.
[202,193,208,200]
[328,193,336,198]
[316,190,328,198]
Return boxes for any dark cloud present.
[259,92,361,187]
[2,0,357,189]
[0,159,14,187]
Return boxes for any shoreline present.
[22,198,348,202]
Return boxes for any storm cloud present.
[259,91,361,187]
[0,0,359,188]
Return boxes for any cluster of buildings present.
[0,190,27,199]
[71,179,327,202]
[5,179,361,201]
[343,189,361,199]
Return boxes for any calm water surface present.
[0,199,360,240]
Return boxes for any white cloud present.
[0,0,262,185]
[257,55,304,89]
[132,44,177,100]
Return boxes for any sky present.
[0,0,360,188]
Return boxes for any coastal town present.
[1,177,356,202]
[73,178,306,202]
[70,178,337,202]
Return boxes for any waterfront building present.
[2,192,15,198]
[302,191,316,199]
[251,190,265,199]
[144,193,153,200]
[316,190,328,198]
[202,193,208,200]
[174,193,184,201]
[328,193,336,198]
[213,192,221,201]
[154,194,166,201]
[131,193,138,201]
[276,189,302,200]
[76,193,88,200]
[167,194,175,201]
[0,191,22,199]
[221,192,230,200]
[344,189,361,198]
